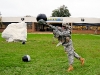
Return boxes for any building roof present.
[1,17,100,23]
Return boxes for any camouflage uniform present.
[52,26,61,42]
[37,19,84,72]
[57,30,81,65]
[49,24,81,65]
[52,26,63,46]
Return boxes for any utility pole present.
[0,12,1,16]
[0,12,3,28]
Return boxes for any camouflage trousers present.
[64,39,81,65]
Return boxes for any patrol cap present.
[62,22,69,27]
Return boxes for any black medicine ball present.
[36,14,47,21]
[22,41,25,44]
[22,55,31,62]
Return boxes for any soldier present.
[55,22,85,72]
[37,19,85,72]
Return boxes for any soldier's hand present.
[66,37,70,42]
[38,19,47,25]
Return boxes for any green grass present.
[0,33,100,75]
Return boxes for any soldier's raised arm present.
[56,30,71,37]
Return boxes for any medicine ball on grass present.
[22,55,31,62]
[22,41,25,44]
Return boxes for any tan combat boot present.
[67,65,74,72]
[80,58,85,66]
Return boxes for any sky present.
[0,0,100,18]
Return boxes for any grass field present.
[0,33,100,75]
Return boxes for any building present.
[0,16,100,34]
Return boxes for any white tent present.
[1,22,27,42]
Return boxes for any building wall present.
[1,17,37,22]
[1,17,100,34]
[72,30,96,34]
[1,17,100,23]
[63,17,100,23]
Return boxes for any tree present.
[51,5,71,17]
[25,15,32,17]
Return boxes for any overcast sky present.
[0,0,100,18]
